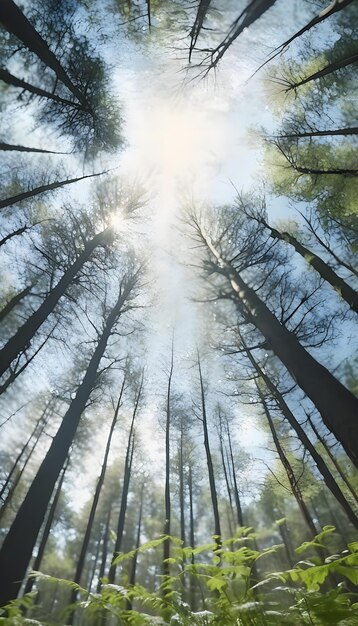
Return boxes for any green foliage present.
[1,529,358,625]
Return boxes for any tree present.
[0,265,144,605]
[196,352,221,542]
[0,223,113,379]
[68,371,128,620]
[107,371,144,585]
[188,207,358,466]
[240,197,358,313]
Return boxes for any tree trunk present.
[205,236,358,464]
[256,384,319,538]
[0,284,32,324]
[0,401,52,503]
[275,127,358,139]
[23,459,69,595]
[197,353,221,541]
[306,413,358,505]
[218,428,235,524]
[0,0,88,106]
[126,483,144,611]
[68,374,127,620]
[0,226,111,379]
[163,338,174,581]
[179,426,186,546]
[226,418,244,527]
[107,374,144,584]
[0,324,56,396]
[287,52,358,92]
[240,337,358,529]
[0,287,131,606]
[262,219,358,312]
[0,142,69,154]
[188,464,196,611]
[0,169,107,210]
[96,505,112,593]
[0,69,83,109]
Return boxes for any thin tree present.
[189,211,358,465]
[0,141,69,154]
[0,270,142,606]
[0,224,113,379]
[163,336,174,581]
[68,372,128,618]
[256,382,319,538]
[197,352,221,542]
[239,333,358,529]
[248,210,358,313]
[0,169,108,210]
[107,372,144,584]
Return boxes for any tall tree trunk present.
[261,218,358,312]
[256,383,319,538]
[286,52,358,92]
[0,324,56,396]
[225,418,244,526]
[0,169,107,210]
[107,374,144,584]
[0,225,111,379]
[0,69,83,110]
[188,464,196,611]
[218,426,235,524]
[23,459,69,595]
[0,287,131,606]
[0,407,51,520]
[126,483,144,611]
[275,127,358,139]
[163,338,174,581]
[197,353,221,541]
[0,400,52,502]
[0,141,69,154]
[255,0,355,72]
[0,284,33,324]
[68,373,127,620]
[240,336,358,529]
[204,236,358,464]
[0,0,88,107]
[96,505,112,593]
[179,425,186,546]
[306,413,358,505]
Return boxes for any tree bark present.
[0,0,88,106]
[204,236,358,465]
[0,169,107,210]
[0,286,132,606]
[0,225,111,379]
[262,218,358,312]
